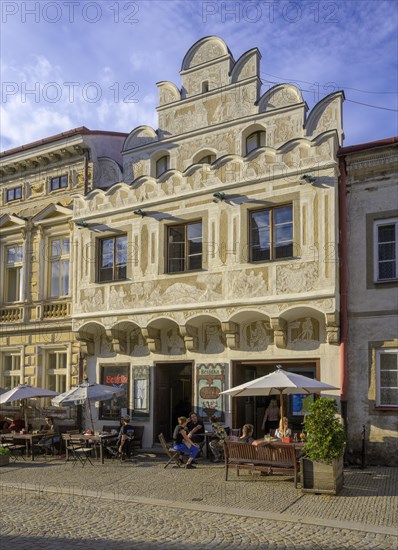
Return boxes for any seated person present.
[239,424,255,443]
[275,416,292,439]
[7,413,25,433]
[172,416,200,469]
[117,416,135,456]
[0,414,9,433]
[186,412,205,444]
[209,417,228,463]
[38,416,60,453]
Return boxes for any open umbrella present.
[221,365,339,435]
[0,384,60,432]
[51,380,125,432]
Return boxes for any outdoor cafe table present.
[0,432,51,461]
[63,433,118,464]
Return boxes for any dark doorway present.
[154,362,193,442]
[232,360,319,437]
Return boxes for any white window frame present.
[1,351,23,390]
[48,236,70,298]
[373,218,398,282]
[46,350,68,393]
[4,244,24,303]
[376,348,398,408]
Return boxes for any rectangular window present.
[100,365,129,420]
[98,235,127,282]
[167,221,202,273]
[2,353,21,389]
[49,237,70,297]
[250,205,293,262]
[6,186,22,202]
[47,351,67,393]
[50,175,68,191]
[374,219,398,282]
[5,245,23,302]
[376,349,398,407]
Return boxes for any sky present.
[1,0,397,151]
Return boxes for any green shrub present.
[303,397,346,464]
[0,446,10,456]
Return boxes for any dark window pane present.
[168,258,185,273]
[380,354,398,370]
[14,187,22,199]
[378,224,395,243]
[380,387,398,406]
[379,262,396,280]
[189,255,202,270]
[275,243,293,259]
[379,243,395,261]
[60,175,68,188]
[116,236,127,265]
[99,267,114,282]
[51,177,60,190]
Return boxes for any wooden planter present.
[0,454,10,467]
[301,456,344,495]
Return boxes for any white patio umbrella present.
[221,365,339,435]
[51,380,125,432]
[0,384,60,432]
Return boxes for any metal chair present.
[63,436,93,467]
[1,440,26,461]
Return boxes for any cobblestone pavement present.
[1,456,397,550]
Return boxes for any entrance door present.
[154,362,192,442]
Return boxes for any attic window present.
[156,155,169,178]
[246,131,266,155]
[6,186,22,202]
[198,155,216,164]
[202,81,209,93]
[50,175,68,191]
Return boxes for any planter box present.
[0,454,10,467]
[301,456,344,495]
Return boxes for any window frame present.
[246,131,266,155]
[48,236,70,298]
[166,220,203,274]
[376,348,398,408]
[156,155,170,178]
[197,154,216,165]
[46,350,68,393]
[249,204,294,263]
[2,352,22,390]
[6,186,22,202]
[373,218,398,283]
[4,244,24,303]
[97,234,128,283]
[50,174,68,192]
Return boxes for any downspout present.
[83,149,89,195]
[338,154,348,430]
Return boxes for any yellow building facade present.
[0,127,126,423]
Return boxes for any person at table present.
[0,414,9,432]
[239,424,255,443]
[275,416,292,439]
[172,416,200,469]
[261,399,280,434]
[117,416,134,456]
[7,413,25,433]
[209,417,228,463]
[186,412,205,444]
[38,416,60,453]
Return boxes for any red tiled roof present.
[338,137,398,156]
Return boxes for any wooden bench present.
[223,441,300,488]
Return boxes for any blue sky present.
[1,0,397,151]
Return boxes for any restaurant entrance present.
[154,362,193,442]
[232,360,319,437]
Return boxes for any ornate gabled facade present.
[0,127,127,422]
[339,137,398,465]
[74,37,343,445]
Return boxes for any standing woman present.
[173,416,200,469]
[261,399,280,434]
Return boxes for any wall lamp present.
[300,174,317,184]
[133,209,147,217]
[213,191,227,203]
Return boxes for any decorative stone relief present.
[276,263,318,294]
[166,328,185,354]
[189,41,224,68]
[229,270,268,298]
[131,329,149,356]
[246,320,270,351]
[270,318,287,349]
[326,311,340,344]
[204,324,224,353]
[288,317,319,348]
[80,287,104,312]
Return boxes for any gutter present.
[338,154,348,427]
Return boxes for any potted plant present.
[0,446,10,467]
[301,397,346,495]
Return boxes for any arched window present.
[202,81,209,93]
[156,155,169,178]
[246,131,266,155]
[197,154,216,164]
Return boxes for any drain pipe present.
[338,154,348,431]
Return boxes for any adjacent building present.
[339,138,398,465]
[72,37,343,446]
[0,127,126,421]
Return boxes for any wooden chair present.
[158,433,182,468]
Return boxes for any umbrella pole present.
[23,399,28,433]
[87,399,95,433]
[279,390,285,437]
